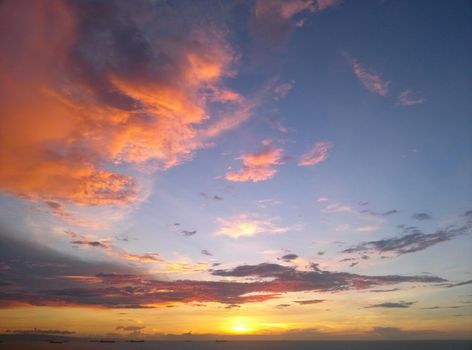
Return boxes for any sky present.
[0,0,471,341]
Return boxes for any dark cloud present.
[369,288,400,293]
[0,227,448,310]
[366,301,415,308]
[211,263,293,278]
[211,262,445,294]
[71,240,109,248]
[275,303,291,308]
[200,192,224,201]
[116,326,145,331]
[278,253,298,262]
[360,209,399,217]
[369,327,444,340]
[445,279,472,288]
[412,213,432,220]
[201,250,213,256]
[6,329,75,335]
[421,306,460,310]
[343,217,471,256]
[294,299,325,305]
[181,230,197,237]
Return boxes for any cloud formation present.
[344,54,390,96]
[279,254,299,262]
[298,142,333,166]
[412,213,432,221]
[225,144,284,182]
[294,299,325,305]
[0,230,448,309]
[0,0,253,208]
[343,214,471,256]
[397,89,426,106]
[366,301,416,308]
[215,214,293,238]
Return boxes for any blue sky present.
[0,0,471,339]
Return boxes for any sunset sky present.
[0,0,471,340]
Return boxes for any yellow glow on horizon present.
[226,317,257,334]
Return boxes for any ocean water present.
[0,341,471,350]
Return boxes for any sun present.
[227,318,256,334]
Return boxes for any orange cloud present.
[0,1,250,209]
[298,142,333,166]
[226,144,284,182]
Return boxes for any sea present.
[0,341,471,350]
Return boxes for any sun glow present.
[227,317,256,334]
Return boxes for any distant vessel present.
[48,340,68,344]
[215,340,228,342]
[126,340,145,343]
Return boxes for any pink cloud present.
[298,142,333,166]
[397,89,426,106]
[344,54,390,96]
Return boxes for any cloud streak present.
[343,214,471,256]
[344,53,390,96]
[298,142,333,166]
[397,89,426,106]
[365,301,416,309]
[0,231,447,309]
[215,214,294,238]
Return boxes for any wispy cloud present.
[397,89,426,106]
[273,80,295,100]
[343,213,471,256]
[412,213,432,220]
[360,209,399,217]
[225,143,284,182]
[294,299,325,305]
[354,225,381,233]
[344,53,390,96]
[5,329,75,335]
[181,230,197,237]
[322,203,353,214]
[298,142,333,166]
[445,279,472,288]
[215,214,294,238]
[365,301,415,308]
